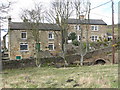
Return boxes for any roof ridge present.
[11,22,57,25]
[68,18,104,20]
[9,22,61,30]
[67,19,107,25]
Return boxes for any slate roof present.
[9,22,61,31]
[9,19,107,30]
[67,19,107,25]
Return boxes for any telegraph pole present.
[111,0,115,64]
[86,2,91,52]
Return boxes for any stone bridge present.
[65,46,118,65]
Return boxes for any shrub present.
[104,38,108,42]
[72,40,80,46]
[68,32,77,41]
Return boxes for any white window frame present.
[20,42,29,51]
[48,43,54,51]
[21,31,27,39]
[108,36,112,41]
[91,25,98,31]
[48,32,54,40]
[77,35,81,41]
[74,25,81,30]
[91,35,98,41]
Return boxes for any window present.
[77,35,81,40]
[108,36,112,41]
[91,25,98,31]
[21,32,27,39]
[48,32,54,39]
[20,43,28,51]
[74,25,81,30]
[91,35,98,41]
[95,26,98,30]
[48,43,54,51]
[91,26,94,30]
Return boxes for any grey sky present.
[1,0,119,25]
[6,0,118,25]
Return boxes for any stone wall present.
[2,57,64,69]
[3,46,113,69]
[2,59,36,69]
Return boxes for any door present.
[36,43,40,52]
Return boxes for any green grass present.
[1,64,118,88]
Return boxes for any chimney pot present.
[8,16,11,22]
[79,15,84,20]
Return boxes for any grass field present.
[1,64,118,88]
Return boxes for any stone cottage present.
[8,20,62,60]
[67,18,107,42]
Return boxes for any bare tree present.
[0,1,13,44]
[0,1,12,56]
[73,0,90,66]
[0,1,12,88]
[20,3,44,67]
[0,1,13,23]
[0,2,11,13]
[45,0,73,66]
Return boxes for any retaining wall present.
[2,47,113,69]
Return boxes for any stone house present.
[7,17,107,60]
[8,21,62,60]
[67,18,107,42]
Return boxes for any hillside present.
[2,64,118,88]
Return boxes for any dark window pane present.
[79,26,81,30]
[79,36,81,40]
[91,26,94,30]
[49,33,52,38]
[21,32,26,38]
[48,44,53,50]
[95,26,98,30]
[95,36,97,40]
[20,44,28,50]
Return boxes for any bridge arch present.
[94,58,106,65]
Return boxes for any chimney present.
[79,15,85,20]
[8,16,12,23]
[8,16,11,31]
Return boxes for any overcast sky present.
[1,0,119,25]
[0,0,119,39]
